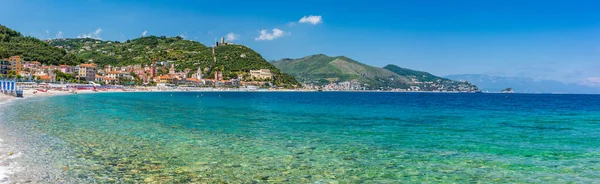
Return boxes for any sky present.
[2,0,600,86]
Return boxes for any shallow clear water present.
[2,92,600,183]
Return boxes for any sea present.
[1,92,600,183]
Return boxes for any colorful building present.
[77,63,97,81]
[38,75,55,82]
[0,59,9,75]
[250,69,272,80]
[8,56,22,73]
[59,65,73,74]
[24,61,41,70]
[157,75,173,84]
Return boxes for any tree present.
[54,70,75,81]
[60,53,84,65]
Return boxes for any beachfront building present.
[95,75,105,83]
[8,56,23,73]
[0,59,9,75]
[250,69,272,80]
[106,71,133,80]
[77,63,97,81]
[59,65,73,74]
[185,78,203,86]
[157,75,173,84]
[38,75,55,82]
[105,77,118,84]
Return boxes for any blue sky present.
[2,0,600,85]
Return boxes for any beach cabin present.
[0,79,23,97]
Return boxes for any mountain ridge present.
[273,54,479,91]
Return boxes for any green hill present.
[0,23,298,86]
[383,64,454,82]
[273,54,411,89]
[383,64,479,91]
[273,54,479,91]
[0,24,82,65]
[48,36,299,87]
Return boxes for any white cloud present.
[141,30,147,37]
[225,32,239,42]
[45,30,49,37]
[55,31,64,39]
[298,15,323,25]
[255,28,285,41]
[77,28,103,39]
[580,77,600,86]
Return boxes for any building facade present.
[8,56,22,73]
[77,64,97,81]
[0,59,10,75]
[59,65,72,74]
[250,69,273,80]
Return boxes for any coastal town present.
[1,54,478,94]
[1,52,480,95]
[1,31,481,97]
[0,38,284,95]
[0,55,274,87]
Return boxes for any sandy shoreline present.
[0,95,17,184]
[0,90,73,183]
[0,89,153,183]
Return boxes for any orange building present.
[77,63,97,81]
[157,75,173,84]
[39,75,55,82]
[8,56,22,73]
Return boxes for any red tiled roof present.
[159,75,172,79]
[186,78,200,82]
[80,63,97,67]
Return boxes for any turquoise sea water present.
[2,92,600,183]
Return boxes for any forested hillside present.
[0,24,83,65]
[49,36,299,86]
[273,54,479,91]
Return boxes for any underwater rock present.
[268,176,288,182]
[304,146,317,150]
[255,174,270,180]
[343,157,357,161]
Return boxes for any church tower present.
[169,63,175,74]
